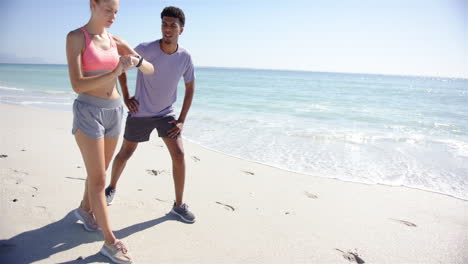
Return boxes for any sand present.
[1,103,467,264]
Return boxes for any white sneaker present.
[74,207,98,232]
[100,240,133,264]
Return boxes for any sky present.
[0,0,466,78]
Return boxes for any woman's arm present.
[113,35,154,75]
[66,30,125,94]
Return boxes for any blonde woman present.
[66,0,153,263]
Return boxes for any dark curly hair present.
[161,6,185,27]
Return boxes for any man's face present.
[161,16,184,44]
[161,16,183,44]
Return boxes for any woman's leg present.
[75,129,116,245]
[78,135,119,211]
[104,136,119,170]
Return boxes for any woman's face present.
[91,0,119,28]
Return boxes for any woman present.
[66,0,153,263]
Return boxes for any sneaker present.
[74,207,98,232]
[100,240,133,264]
[171,202,196,223]
[105,186,116,205]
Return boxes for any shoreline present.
[185,137,468,202]
[1,103,467,263]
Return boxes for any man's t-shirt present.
[132,39,195,117]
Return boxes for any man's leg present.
[163,135,195,223]
[162,136,185,206]
[109,139,139,190]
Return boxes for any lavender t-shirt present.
[132,39,195,117]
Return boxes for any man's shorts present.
[124,114,176,142]
[72,94,124,139]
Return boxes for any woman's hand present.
[120,55,135,72]
[114,55,135,75]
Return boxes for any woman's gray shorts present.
[72,94,124,139]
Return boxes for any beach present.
[1,103,467,263]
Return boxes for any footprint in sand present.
[155,198,172,204]
[4,176,23,185]
[335,249,365,264]
[215,201,235,211]
[191,156,200,162]
[16,184,38,194]
[304,191,318,199]
[65,176,86,181]
[242,170,255,175]
[4,170,37,193]
[32,206,50,216]
[390,218,417,227]
[146,169,165,176]
[10,169,28,176]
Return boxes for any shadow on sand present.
[0,210,177,263]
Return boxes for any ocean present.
[1,63,467,200]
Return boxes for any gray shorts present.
[72,94,124,139]
[124,114,176,142]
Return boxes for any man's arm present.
[118,72,139,113]
[178,80,195,123]
[113,35,154,75]
[168,80,195,138]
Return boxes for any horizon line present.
[0,62,466,80]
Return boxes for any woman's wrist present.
[136,56,144,68]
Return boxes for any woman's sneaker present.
[74,207,98,232]
[100,240,133,264]
[171,202,196,223]
[105,186,116,205]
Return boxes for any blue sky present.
[1,0,466,78]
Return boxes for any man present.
[106,6,196,223]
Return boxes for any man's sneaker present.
[105,186,116,205]
[100,240,133,264]
[74,207,98,232]
[171,202,196,223]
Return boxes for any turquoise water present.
[1,63,467,200]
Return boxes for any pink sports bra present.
[80,27,119,72]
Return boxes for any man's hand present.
[124,96,139,113]
[168,120,184,138]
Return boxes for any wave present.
[285,130,468,151]
[286,130,425,144]
[36,90,75,95]
[0,85,25,91]
[184,135,468,201]
[0,83,76,95]
[19,101,72,105]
